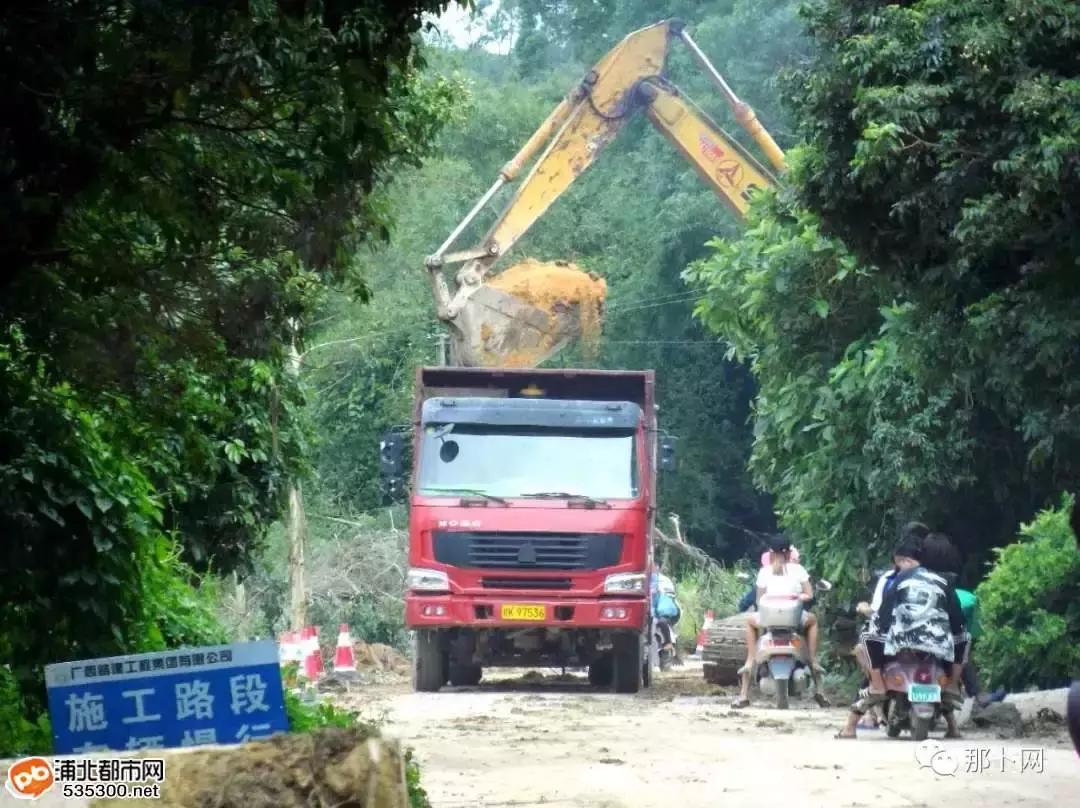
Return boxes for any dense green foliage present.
[690,0,1080,591]
[672,566,747,649]
[1,0,465,739]
[975,495,1080,691]
[0,667,53,757]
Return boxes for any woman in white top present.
[732,534,829,708]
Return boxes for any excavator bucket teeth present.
[449,286,580,368]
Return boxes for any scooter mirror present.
[736,571,752,582]
[815,579,833,593]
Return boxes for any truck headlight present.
[603,573,646,594]
[406,568,450,593]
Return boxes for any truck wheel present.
[412,630,443,692]
[449,662,482,687]
[612,632,642,694]
[588,655,613,687]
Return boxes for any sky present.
[425,2,510,53]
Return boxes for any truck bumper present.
[406,594,647,631]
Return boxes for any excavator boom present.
[427,18,785,367]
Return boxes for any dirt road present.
[343,662,1078,808]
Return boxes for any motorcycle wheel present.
[775,677,790,710]
[659,649,673,672]
[885,698,903,738]
[912,714,931,742]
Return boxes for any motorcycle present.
[750,578,831,709]
[882,650,949,741]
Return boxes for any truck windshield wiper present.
[519,491,611,508]
[422,486,508,505]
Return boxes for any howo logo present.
[518,543,537,564]
[437,520,481,529]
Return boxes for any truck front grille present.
[433,531,622,571]
[480,577,573,590]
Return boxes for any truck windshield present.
[417,424,639,500]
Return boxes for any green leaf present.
[76,497,93,519]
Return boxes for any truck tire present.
[701,614,747,686]
[612,632,642,694]
[412,630,444,692]
[588,655,613,687]
[449,662,482,687]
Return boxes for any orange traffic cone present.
[300,626,321,681]
[333,624,356,672]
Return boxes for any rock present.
[354,641,410,676]
[1002,687,1069,722]
[969,701,1025,738]
[93,728,410,808]
[318,672,360,693]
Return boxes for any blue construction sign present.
[44,640,289,754]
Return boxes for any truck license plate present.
[501,604,546,621]
[908,683,941,703]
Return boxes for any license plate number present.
[501,604,546,621]
[908,683,941,703]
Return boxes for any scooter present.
[752,579,831,709]
[882,649,950,741]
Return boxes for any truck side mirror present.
[379,431,404,477]
[659,435,677,471]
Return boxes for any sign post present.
[44,640,289,754]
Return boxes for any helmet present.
[767,533,792,554]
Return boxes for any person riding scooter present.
[836,532,965,738]
[652,569,681,623]
[651,568,681,668]
[851,522,928,728]
[737,544,801,612]
[731,534,829,708]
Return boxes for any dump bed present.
[415,366,655,412]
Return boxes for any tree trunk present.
[285,334,308,630]
[287,479,308,630]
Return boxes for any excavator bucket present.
[447,260,606,368]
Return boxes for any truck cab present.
[381,367,674,692]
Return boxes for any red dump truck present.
[379,366,675,693]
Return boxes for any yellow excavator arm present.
[427,18,786,367]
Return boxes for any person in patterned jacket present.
[836,532,965,738]
[878,534,966,670]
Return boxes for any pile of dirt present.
[93,728,409,808]
[354,641,410,676]
[484,258,606,366]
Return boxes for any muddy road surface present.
[338,662,1078,808]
